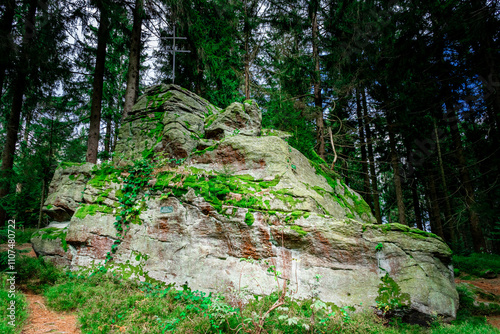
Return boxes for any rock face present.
[34,84,458,321]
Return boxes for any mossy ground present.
[453,253,500,277]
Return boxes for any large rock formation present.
[33,84,458,321]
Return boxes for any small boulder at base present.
[32,85,458,322]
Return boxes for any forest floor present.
[5,243,500,333]
[0,242,80,333]
[0,243,36,256]
[455,276,500,329]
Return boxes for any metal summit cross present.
[165,26,191,84]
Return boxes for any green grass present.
[453,253,500,277]
[0,277,28,334]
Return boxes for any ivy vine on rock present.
[106,159,154,263]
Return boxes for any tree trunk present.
[361,88,382,224]
[311,1,324,160]
[112,119,118,154]
[426,171,445,239]
[244,1,250,100]
[196,55,203,96]
[122,0,143,121]
[404,138,423,230]
[483,37,500,142]
[387,121,407,225]
[411,174,423,230]
[0,0,16,96]
[23,110,32,145]
[434,118,454,243]
[446,103,486,252]
[37,179,46,230]
[0,0,37,227]
[104,115,112,160]
[86,2,109,163]
[355,88,371,204]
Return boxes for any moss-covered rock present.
[205,100,261,139]
[35,86,457,322]
[43,162,94,221]
[31,222,72,266]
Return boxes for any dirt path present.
[0,243,36,257]
[456,277,500,330]
[1,243,79,333]
[22,293,80,334]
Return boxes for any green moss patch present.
[74,204,113,219]
[245,212,255,226]
[33,227,69,252]
[59,161,86,169]
[192,143,219,156]
[88,164,122,189]
[290,225,307,237]
[370,223,441,240]
[270,189,305,209]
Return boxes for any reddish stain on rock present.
[74,235,114,260]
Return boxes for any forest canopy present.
[0,0,499,255]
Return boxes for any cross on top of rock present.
[164,25,191,84]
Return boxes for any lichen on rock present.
[33,84,458,322]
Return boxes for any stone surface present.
[205,101,262,139]
[33,84,458,321]
[43,162,94,221]
[31,222,71,267]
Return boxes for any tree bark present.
[0,0,16,96]
[482,37,500,143]
[0,0,37,227]
[404,137,423,230]
[122,0,143,121]
[86,1,109,163]
[387,121,407,225]
[37,179,46,230]
[446,103,486,252]
[434,118,454,243]
[311,1,324,160]
[244,0,250,100]
[426,170,445,239]
[355,88,371,204]
[411,174,423,230]
[361,88,382,224]
[104,115,112,160]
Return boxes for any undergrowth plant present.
[453,253,500,277]
[375,273,411,321]
[107,159,154,262]
[4,255,494,334]
[0,274,28,334]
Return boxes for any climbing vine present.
[106,159,154,262]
